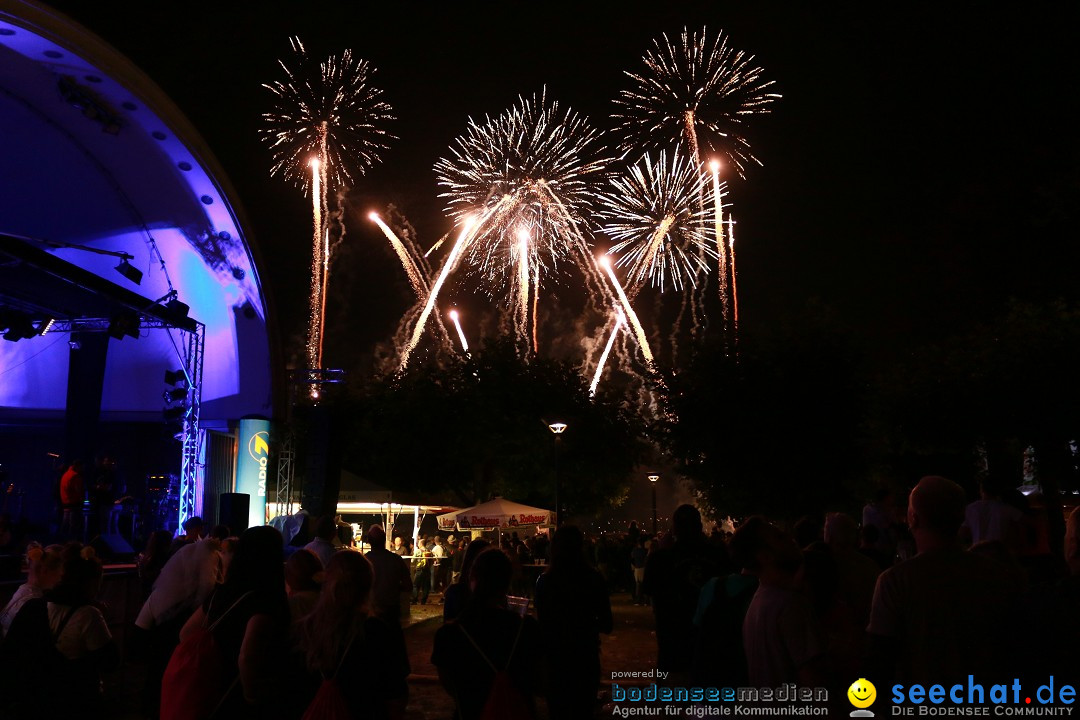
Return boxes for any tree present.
[344,338,646,515]
[877,299,1080,493]
[657,303,871,522]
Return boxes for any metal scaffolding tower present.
[275,430,295,518]
[176,323,205,528]
[49,316,205,529]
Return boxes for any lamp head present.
[548,422,567,435]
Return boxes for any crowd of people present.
[0,472,1077,718]
[643,477,1080,713]
[0,511,615,719]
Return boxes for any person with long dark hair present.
[432,548,542,720]
[137,530,174,599]
[171,525,289,718]
[442,538,490,622]
[534,526,613,719]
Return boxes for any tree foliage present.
[876,299,1080,489]
[344,339,646,515]
[659,299,1080,521]
[657,303,870,522]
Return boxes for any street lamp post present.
[648,473,659,534]
[548,422,567,525]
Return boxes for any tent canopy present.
[438,498,553,531]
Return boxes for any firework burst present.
[261,37,394,193]
[261,37,394,384]
[434,91,608,300]
[598,151,720,292]
[613,27,779,174]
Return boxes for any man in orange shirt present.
[59,460,86,539]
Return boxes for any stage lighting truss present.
[175,326,205,531]
[51,316,205,531]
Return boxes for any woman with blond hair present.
[294,551,409,719]
[0,541,64,637]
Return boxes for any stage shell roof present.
[0,0,275,424]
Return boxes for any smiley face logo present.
[847,678,876,710]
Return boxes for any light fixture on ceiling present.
[162,405,188,422]
[107,309,140,340]
[114,256,142,285]
[165,298,189,319]
[163,387,188,403]
[164,369,188,387]
[0,310,38,342]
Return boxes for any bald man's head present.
[908,475,966,539]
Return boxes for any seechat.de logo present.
[848,678,877,717]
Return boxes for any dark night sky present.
[43,1,1080,366]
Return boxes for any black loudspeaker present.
[219,493,250,536]
[91,533,135,561]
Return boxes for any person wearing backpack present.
[163,525,289,720]
[291,550,410,719]
[432,547,542,720]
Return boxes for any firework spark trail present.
[308,158,323,373]
[599,151,715,293]
[370,212,425,297]
[728,218,739,335]
[599,255,654,364]
[381,208,435,288]
[683,110,701,164]
[614,26,780,176]
[531,268,540,354]
[710,161,731,330]
[319,222,329,366]
[642,216,675,289]
[516,229,530,342]
[316,131,331,376]
[449,309,469,354]
[400,215,481,370]
[377,208,455,353]
[590,307,626,396]
[425,234,448,258]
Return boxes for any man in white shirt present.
[869,476,1019,686]
[303,515,339,568]
[431,536,448,591]
[135,524,227,716]
[732,516,827,688]
[136,526,227,630]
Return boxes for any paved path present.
[402,593,657,720]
